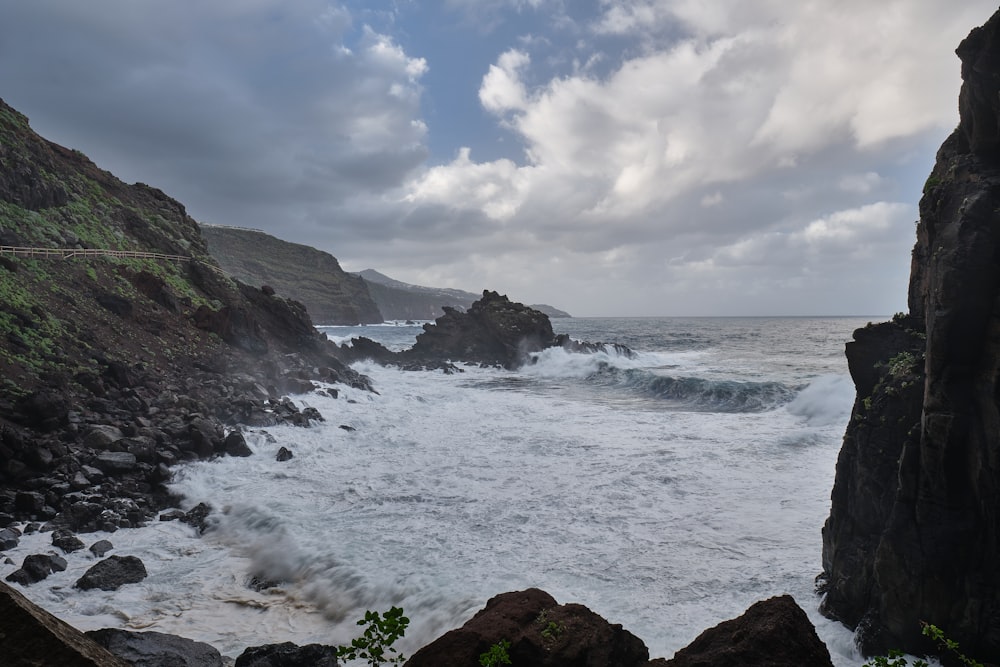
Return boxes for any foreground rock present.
[74,554,147,591]
[660,595,833,667]
[820,8,1000,662]
[235,641,339,666]
[405,588,650,667]
[0,580,129,666]
[86,628,223,667]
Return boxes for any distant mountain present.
[357,269,571,320]
[200,225,381,325]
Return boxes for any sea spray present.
[1,317,874,665]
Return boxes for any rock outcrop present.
[820,8,1000,661]
[339,290,613,370]
[404,588,650,667]
[660,595,834,667]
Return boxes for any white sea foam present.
[0,318,872,665]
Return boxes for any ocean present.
[1,316,879,665]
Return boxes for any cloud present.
[1,0,995,315]
[0,0,428,215]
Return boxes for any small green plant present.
[863,649,928,667]
[535,610,564,641]
[336,606,409,666]
[922,623,983,667]
[863,623,983,667]
[479,639,512,666]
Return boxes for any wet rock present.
[89,539,113,557]
[86,628,223,667]
[93,451,138,474]
[406,588,649,667]
[52,529,85,553]
[275,446,293,462]
[0,527,20,550]
[224,430,253,457]
[180,502,212,533]
[662,595,833,666]
[235,641,339,666]
[5,553,68,585]
[75,555,147,591]
[15,490,46,514]
[82,425,125,450]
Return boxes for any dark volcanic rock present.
[52,528,85,553]
[86,628,224,667]
[275,446,294,461]
[0,579,129,666]
[5,553,68,585]
[408,291,557,369]
[662,596,833,667]
[75,555,147,591]
[235,641,339,666]
[89,539,114,557]
[821,8,1000,662]
[405,588,649,667]
[224,430,253,457]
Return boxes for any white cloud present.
[479,49,532,113]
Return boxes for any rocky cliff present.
[0,97,367,530]
[200,224,382,325]
[820,9,1000,661]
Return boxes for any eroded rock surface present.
[821,8,1000,661]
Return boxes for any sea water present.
[1,317,881,664]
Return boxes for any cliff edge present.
[820,8,1000,660]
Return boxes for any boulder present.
[75,555,147,591]
[83,424,126,450]
[405,588,649,667]
[89,539,114,557]
[52,528,85,553]
[224,430,253,457]
[276,446,294,462]
[0,526,20,549]
[0,580,130,666]
[235,641,339,666]
[93,451,138,474]
[5,553,68,585]
[86,628,224,667]
[662,596,833,666]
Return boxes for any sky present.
[0,1,996,317]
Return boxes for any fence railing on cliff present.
[0,245,227,274]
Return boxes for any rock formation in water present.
[820,8,1000,661]
[337,289,624,370]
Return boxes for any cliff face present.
[0,97,368,527]
[821,9,1000,660]
[200,225,382,325]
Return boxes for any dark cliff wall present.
[821,9,1000,661]
[201,225,382,325]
